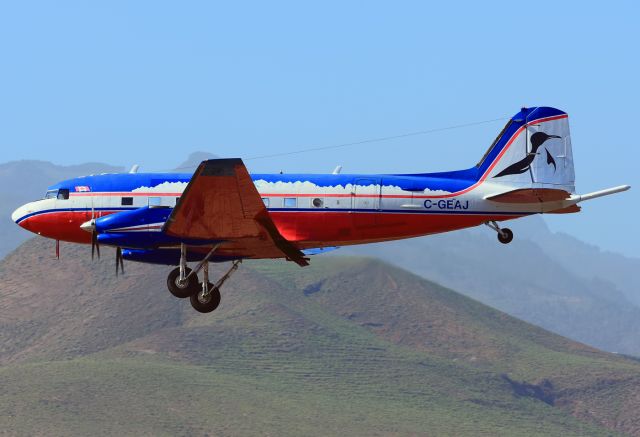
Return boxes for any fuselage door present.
[352,178,381,227]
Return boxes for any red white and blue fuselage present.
[10,107,629,265]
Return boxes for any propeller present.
[81,205,101,260]
[91,227,101,260]
[91,205,100,260]
[116,247,124,276]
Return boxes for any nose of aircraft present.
[11,203,31,228]
[11,199,92,244]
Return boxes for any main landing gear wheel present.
[167,267,199,298]
[169,243,243,314]
[190,285,221,313]
[498,228,514,244]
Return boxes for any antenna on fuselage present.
[332,165,342,175]
[129,164,140,174]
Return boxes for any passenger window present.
[57,189,70,200]
[284,198,297,208]
[312,198,323,208]
[121,197,133,206]
[148,197,162,207]
[262,198,270,207]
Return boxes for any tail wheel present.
[190,285,221,313]
[167,267,199,298]
[498,228,514,244]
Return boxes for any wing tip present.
[200,158,244,176]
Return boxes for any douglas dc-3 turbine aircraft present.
[11,107,630,313]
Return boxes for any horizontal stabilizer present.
[485,188,571,203]
[547,204,581,214]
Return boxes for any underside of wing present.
[163,159,309,266]
[485,188,571,203]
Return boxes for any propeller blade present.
[116,247,124,276]
[83,206,100,261]
[91,230,101,260]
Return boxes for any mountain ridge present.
[339,215,640,356]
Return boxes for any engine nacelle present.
[122,248,198,265]
[96,206,171,232]
[95,207,179,249]
[122,248,241,265]
[94,206,223,249]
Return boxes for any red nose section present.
[19,211,94,244]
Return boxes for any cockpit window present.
[45,189,70,200]
[57,189,70,200]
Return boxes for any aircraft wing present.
[163,158,309,266]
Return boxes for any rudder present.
[480,107,575,194]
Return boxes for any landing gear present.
[166,243,200,298]
[497,228,514,244]
[189,260,242,313]
[485,221,514,244]
[165,243,242,313]
[167,267,199,298]
[190,286,221,313]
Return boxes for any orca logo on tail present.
[494,132,560,178]
[545,148,557,172]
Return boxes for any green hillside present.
[0,358,613,437]
[1,238,639,436]
[340,217,640,357]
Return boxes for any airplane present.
[11,106,630,313]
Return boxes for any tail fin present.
[478,107,575,193]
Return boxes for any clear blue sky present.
[1,1,638,256]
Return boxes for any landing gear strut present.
[485,221,514,244]
[190,260,241,313]
[167,243,201,298]
[165,243,242,313]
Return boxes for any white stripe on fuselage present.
[61,178,573,217]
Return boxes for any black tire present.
[190,285,221,313]
[167,267,199,298]
[498,228,514,244]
